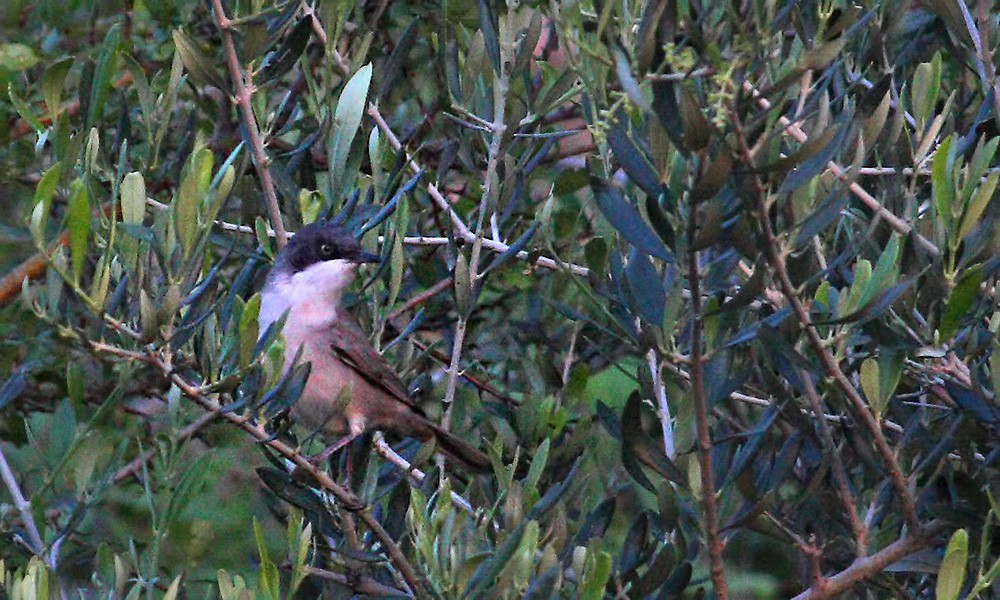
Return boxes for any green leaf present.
[389,233,404,306]
[140,289,158,336]
[120,172,146,224]
[477,0,501,74]
[579,549,612,600]
[30,162,63,246]
[0,43,39,70]
[162,576,182,600]
[860,234,900,308]
[940,266,983,340]
[329,63,372,201]
[66,179,90,284]
[591,181,673,261]
[960,171,999,240]
[171,29,228,91]
[860,358,880,414]
[174,148,212,258]
[961,136,999,206]
[935,528,967,600]
[912,52,941,128]
[239,294,261,369]
[253,518,281,600]
[824,279,915,326]
[88,24,121,127]
[842,258,872,316]
[932,135,956,237]
[9,84,45,132]
[255,216,274,260]
[463,520,530,598]
[454,252,472,316]
[42,57,74,121]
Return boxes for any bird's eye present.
[320,243,333,257]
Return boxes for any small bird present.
[258,221,490,470]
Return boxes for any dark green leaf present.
[42,57,74,121]
[779,108,853,193]
[523,567,561,599]
[660,561,693,595]
[630,543,677,597]
[652,79,686,154]
[66,180,90,284]
[619,512,649,573]
[258,17,312,85]
[606,115,670,206]
[592,181,672,261]
[940,266,983,340]
[816,279,914,326]
[477,0,501,74]
[625,246,665,325]
[463,520,530,598]
[568,497,616,556]
[0,362,36,411]
[722,400,781,487]
[378,18,420,100]
[484,220,540,275]
[88,24,121,127]
[172,29,228,91]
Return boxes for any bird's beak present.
[355,250,381,264]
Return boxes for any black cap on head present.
[276,221,380,274]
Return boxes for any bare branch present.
[208,0,288,248]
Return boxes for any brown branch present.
[728,108,919,529]
[113,409,220,483]
[139,354,427,597]
[0,235,65,307]
[386,275,453,322]
[208,0,288,249]
[0,198,122,308]
[800,372,867,556]
[305,565,413,597]
[687,200,727,597]
[741,81,939,258]
[791,519,949,599]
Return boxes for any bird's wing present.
[324,318,420,410]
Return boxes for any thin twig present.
[147,355,426,597]
[441,3,512,436]
[208,0,288,248]
[0,444,48,565]
[729,107,919,529]
[742,81,939,258]
[372,433,475,515]
[113,410,220,483]
[647,348,675,458]
[305,565,413,597]
[366,105,589,276]
[800,371,867,556]
[790,519,948,600]
[686,198,727,597]
[386,276,453,322]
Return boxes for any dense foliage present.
[2,0,1000,598]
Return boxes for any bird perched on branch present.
[257,220,489,470]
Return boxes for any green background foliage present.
[2,0,1000,598]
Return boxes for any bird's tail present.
[427,422,492,472]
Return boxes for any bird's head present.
[259,221,380,332]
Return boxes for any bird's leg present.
[307,416,367,466]
[307,431,360,465]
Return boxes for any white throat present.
[258,259,359,334]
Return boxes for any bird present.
[257,220,490,471]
